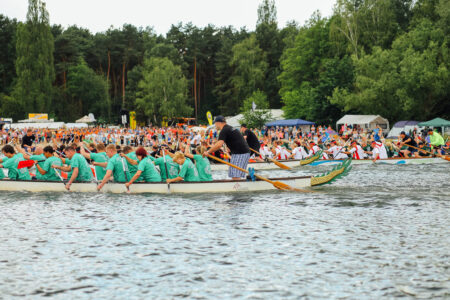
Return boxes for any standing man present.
[240,124,260,153]
[203,116,250,180]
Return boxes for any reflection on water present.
[0,164,449,299]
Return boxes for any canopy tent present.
[336,115,390,133]
[387,121,423,139]
[418,117,450,134]
[265,119,315,127]
[418,118,450,127]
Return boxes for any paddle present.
[206,154,312,193]
[405,144,450,161]
[120,157,130,192]
[249,148,291,170]
[161,146,171,193]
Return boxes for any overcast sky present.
[2,0,336,35]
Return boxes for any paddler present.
[97,145,130,191]
[427,128,445,155]
[125,147,161,189]
[166,152,200,183]
[203,116,250,180]
[0,145,31,180]
[79,142,108,180]
[35,146,62,181]
[345,140,367,160]
[53,144,93,190]
[184,145,213,181]
[154,146,180,181]
[370,140,388,162]
[326,140,348,160]
[398,131,418,157]
[18,145,46,180]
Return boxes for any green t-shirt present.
[30,154,46,180]
[67,153,93,182]
[0,167,4,179]
[90,152,108,180]
[154,156,179,181]
[126,152,139,176]
[3,153,31,181]
[193,154,213,181]
[178,158,200,182]
[42,156,62,181]
[137,157,162,182]
[106,153,130,182]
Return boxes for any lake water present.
[0,163,449,299]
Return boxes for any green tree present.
[229,35,268,115]
[64,59,109,121]
[0,15,18,95]
[0,94,24,121]
[136,57,192,124]
[14,0,55,115]
[330,19,450,121]
[256,0,283,108]
[240,90,273,128]
[279,14,350,123]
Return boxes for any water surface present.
[0,163,449,299]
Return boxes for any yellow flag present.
[206,111,213,126]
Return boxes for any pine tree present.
[14,0,55,115]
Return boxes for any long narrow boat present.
[0,159,352,194]
[210,156,447,171]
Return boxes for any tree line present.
[0,0,448,125]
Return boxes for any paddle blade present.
[273,160,291,170]
[273,181,313,193]
[18,160,35,169]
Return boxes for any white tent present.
[11,122,65,129]
[336,115,390,133]
[76,115,95,123]
[225,109,284,127]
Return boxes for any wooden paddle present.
[405,144,450,161]
[206,154,312,193]
[249,148,291,170]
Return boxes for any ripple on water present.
[0,164,449,298]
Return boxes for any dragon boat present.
[210,153,447,171]
[0,158,352,194]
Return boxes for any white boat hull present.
[210,157,446,170]
[0,176,313,194]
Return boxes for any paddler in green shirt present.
[167,152,200,183]
[184,145,212,181]
[97,144,130,191]
[154,147,179,181]
[0,145,31,181]
[427,128,445,155]
[125,147,161,189]
[18,145,46,180]
[35,146,63,181]
[121,146,139,179]
[79,142,108,180]
[53,144,93,190]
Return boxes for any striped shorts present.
[229,153,250,178]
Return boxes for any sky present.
[2,0,336,35]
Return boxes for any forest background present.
[0,0,449,126]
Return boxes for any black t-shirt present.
[22,134,35,147]
[402,135,417,148]
[243,129,260,152]
[218,124,250,154]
